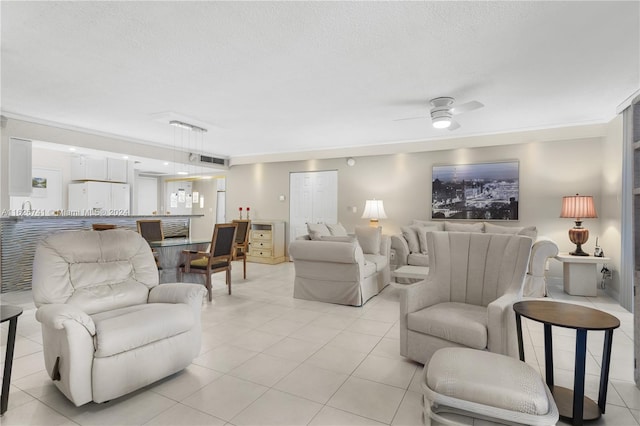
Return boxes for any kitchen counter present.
[0,214,203,292]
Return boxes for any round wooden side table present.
[513,300,619,426]
[1,305,23,415]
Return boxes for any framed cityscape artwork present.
[431,161,519,220]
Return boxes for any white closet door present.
[289,170,338,243]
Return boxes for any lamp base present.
[568,224,589,256]
[369,219,379,228]
[569,244,589,256]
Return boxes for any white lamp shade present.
[361,199,387,220]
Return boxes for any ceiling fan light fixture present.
[432,116,452,129]
[431,108,453,129]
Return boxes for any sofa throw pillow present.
[412,220,444,231]
[326,222,348,237]
[307,223,331,240]
[444,221,484,232]
[401,226,420,253]
[355,226,381,254]
[320,235,357,243]
[484,222,538,239]
[414,225,441,254]
[518,226,538,239]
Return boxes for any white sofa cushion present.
[412,220,444,230]
[408,302,487,349]
[444,221,484,232]
[484,222,538,239]
[414,225,440,254]
[92,303,195,358]
[326,223,348,236]
[320,235,357,243]
[307,223,331,240]
[355,226,382,254]
[401,226,420,253]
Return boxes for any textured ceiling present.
[2,1,639,162]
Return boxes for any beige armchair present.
[32,229,206,406]
[400,231,532,365]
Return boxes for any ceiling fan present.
[395,97,484,130]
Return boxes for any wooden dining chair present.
[136,220,163,270]
[92,223,116,231]
[232,219,251,279]
[178,223,238,301]
[136,220,164,242]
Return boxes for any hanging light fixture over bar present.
[169,120,207,133]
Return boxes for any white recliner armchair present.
[400,231,532,365]
[32,229,206,406]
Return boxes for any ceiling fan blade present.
[448,120,461,131]
[451,100,484,115]
[393,116,429,122]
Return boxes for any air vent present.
[193,154,226,166]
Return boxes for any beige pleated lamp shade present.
[560,194,597,220]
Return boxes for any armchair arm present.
[399,278,443,316]
[149,283,205,317]
[36,304,95,405]
[36,304,96,336]
[390,234,410,267]
[399,278,443,357]
[379,235,391,259]
[523,237,559,297]
[149,283,206,306]
[487,290,520,358]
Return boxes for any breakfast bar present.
[0,214,203,293]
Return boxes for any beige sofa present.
[289,225,391,306]
[391,220,558,296]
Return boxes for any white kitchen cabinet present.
[107,158,128,183]
[71,156,127,183]
[8,138,32,196]
[68,182,130,214]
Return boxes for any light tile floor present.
[1,262,638,425]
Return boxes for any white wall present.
[600,115,624,301]
[227,136,607,283]
[1,115,626,305]
[190,178,219,240]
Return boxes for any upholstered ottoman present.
[422,348,558,426]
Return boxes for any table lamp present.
[560,194,597,256]
[361,199,387,227]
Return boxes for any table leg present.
[544,324,554,389]
[573,329,588,426]
[515,313,525,362]
[1,317,19,414]
[598,329,615,414]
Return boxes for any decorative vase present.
[239,207,243,219]
[246,207,250,220]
